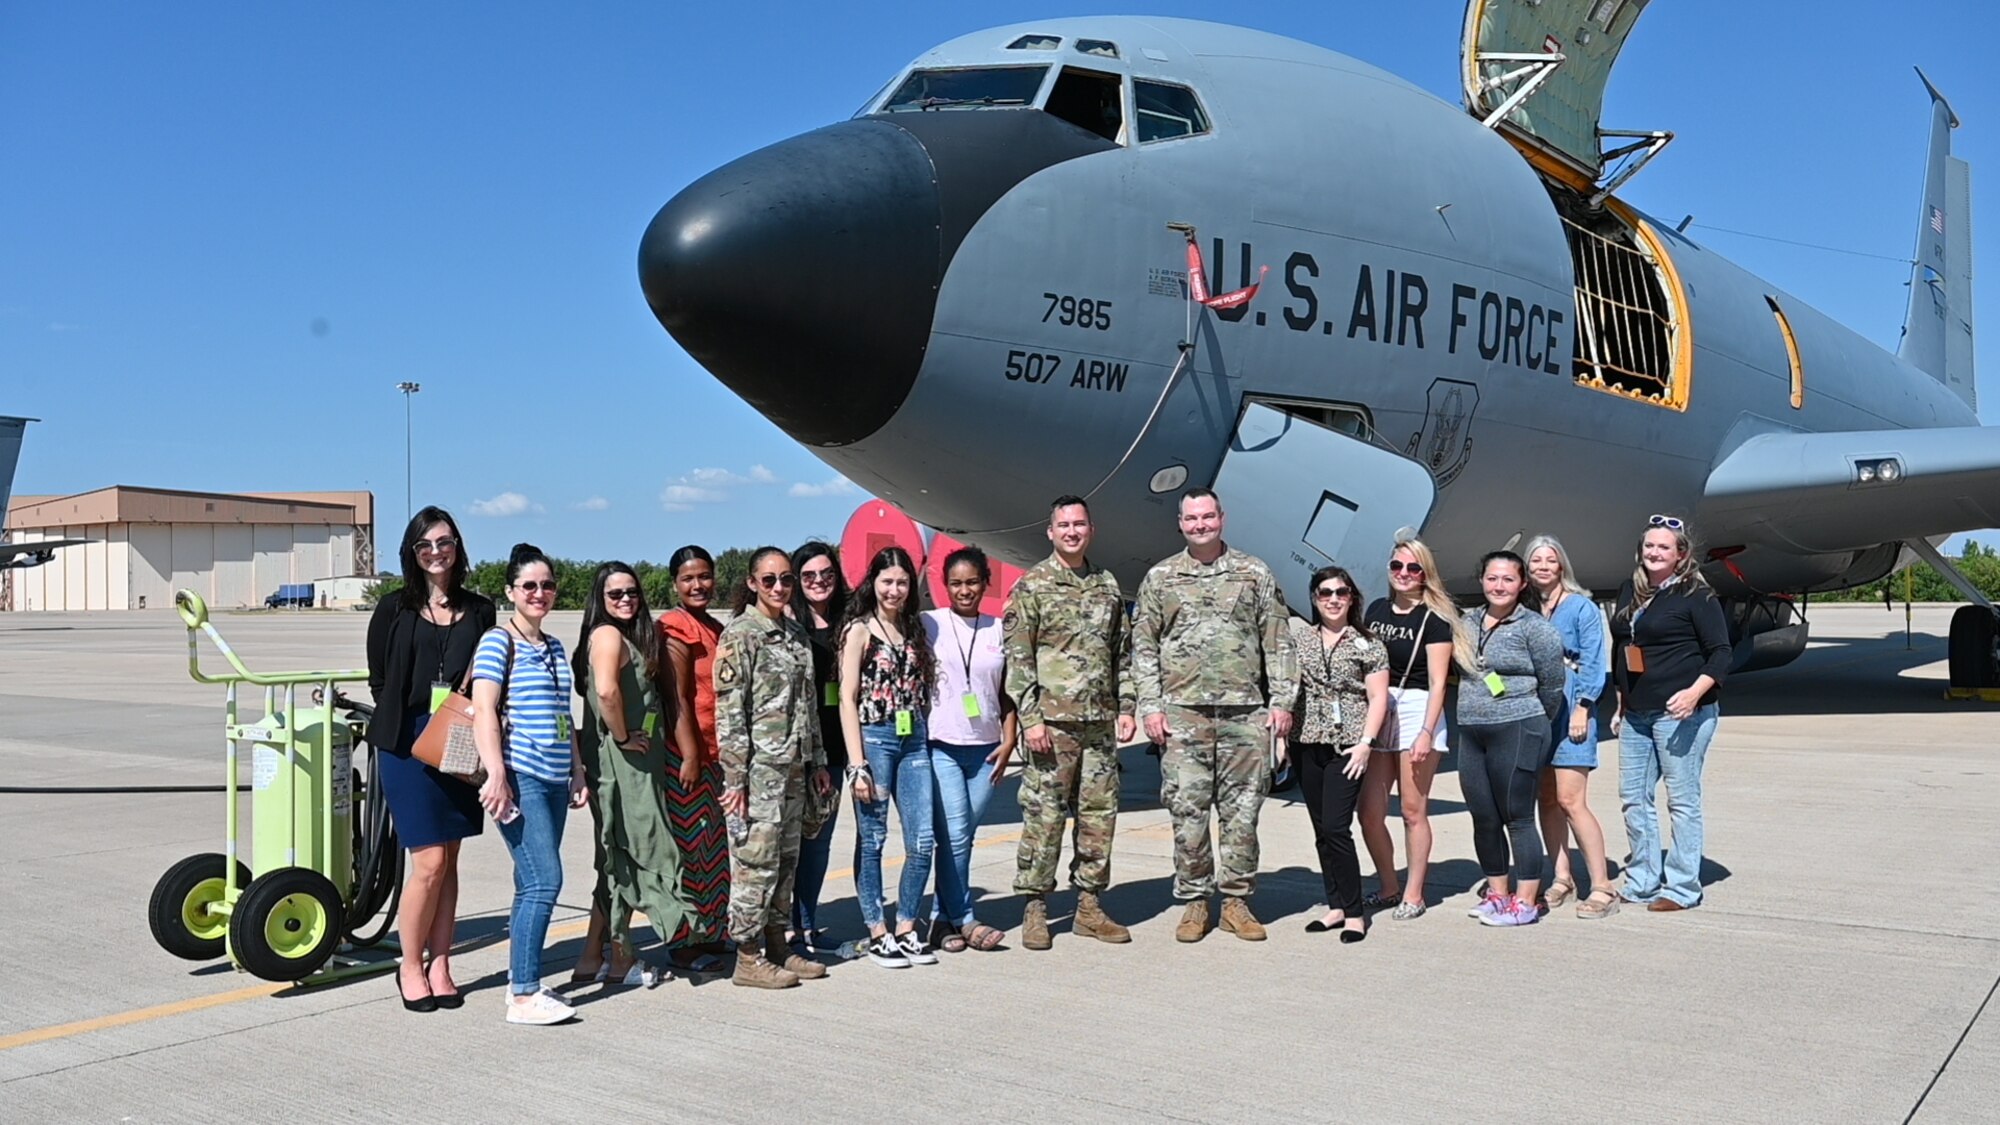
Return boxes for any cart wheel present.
[148,852,251,962]
[229,867,344,981]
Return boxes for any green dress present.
[580,634,696,950]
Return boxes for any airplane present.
[0,417,87,571]
[636,5,2000,692]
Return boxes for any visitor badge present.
[962,692,982,719]
[895,709,913,736]
[1329,700,1341,727]
[1482,671,1507,697]
[642,711,658,738]
[429,682,451,714]
[557,712,573,741]
[824,682,839,707]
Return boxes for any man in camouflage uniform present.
[1133,487,1296,943]
[714,604,831,988]
[1006,495,1139,950]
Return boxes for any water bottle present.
[725,810,747,845]
[834,938,868,961]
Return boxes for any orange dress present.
[658,608,729,939]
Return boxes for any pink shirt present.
[922,608,1006,744]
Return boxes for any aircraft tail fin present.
[1897,69,1976,411]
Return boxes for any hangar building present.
[2,488,374,612]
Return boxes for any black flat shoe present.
[1339,926,1368,944]
[397,975,438,1013]
[1305,914,1345,933]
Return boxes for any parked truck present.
[264,583,314,609]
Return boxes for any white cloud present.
[470,491,542,517]
[788,474,858,499]
[748,464,778,484]
[572,496,610,511]
[658,465,780,510]
[660,483,727,510]
[684,465,779,488]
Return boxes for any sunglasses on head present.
[1388,560,1424,576]
[755,573,797,589]
[1649,514,1686,531]
[415,536,458,554]
[1314,585,1354,599]
[605,588,641,602]
[800,567,836,584]
[516,580,557,593]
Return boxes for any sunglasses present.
[800,567,836,584]
[1314,585,1354,599]
[605,588,641,602]
[1388,560,1424,576]
[516,580,557,593]
[1649,514,1686,531]
[755,573,797,589]
[414,537,458,554]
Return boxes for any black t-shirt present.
[1364,599,1454,692]
[805,618,849,771]
[404,615,479,711]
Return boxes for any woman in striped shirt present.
[472,543,587,1025]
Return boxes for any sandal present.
[1577,888,1620,920]
[962,921,1004,951]
[1544,877,1576,909]
[1362,890,1402,910]
[929,918,968,954]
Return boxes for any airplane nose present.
[638,119,942,447]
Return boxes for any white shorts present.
[1378,688,1447,752]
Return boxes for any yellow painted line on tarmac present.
[1,828,1030,1054]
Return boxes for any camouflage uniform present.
[713,611,825,946]
[1005,553,1134,895]
[1132,546,1297,900]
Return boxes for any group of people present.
[364,489,1730,1025]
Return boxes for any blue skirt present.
[379,712,485,849]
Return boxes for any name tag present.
[1329,699,1342,727]
[962,692,983,719]
[1623,644,1648,674]
[895,709,913,736]
[1482,671,1507,697]
[429,683,451,714]
[642,711,658,738]
[824,682,839,707]
[557,712,573,741]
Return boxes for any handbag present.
[410,629,513,785]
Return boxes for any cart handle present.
[175,590,369,686]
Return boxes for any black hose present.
[343,733,403,947]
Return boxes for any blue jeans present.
[496,772,569,994]
[929,740,999,926]
[854,720,934,930]
[790,798,840,937]
[1619,704,1717,908]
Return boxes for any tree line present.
[1813,540,2000,603]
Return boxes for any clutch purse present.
[410,690,489,786]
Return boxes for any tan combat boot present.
[1073,891,1131,944]
[1218,897,1267,941]
[1175,898,1210,943]
[765,926,827,980]
[730,941,801,989]
[1021,896,1053,950]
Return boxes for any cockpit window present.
[1075,39,1119,59]
[880,66,1047,112]
[1008,34,1061,50]
[1044,67,1123,143]
[1133,80,1211,143]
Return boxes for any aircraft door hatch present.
[1212,402,1438,615]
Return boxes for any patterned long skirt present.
[662,744,730,944]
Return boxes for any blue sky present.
[4,2,1994,563]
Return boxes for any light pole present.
[396,382,421,526]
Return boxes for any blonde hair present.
[1522,534,1588,599]
[1389,535,1471,671]
[1620,520,1709,624]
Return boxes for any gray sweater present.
[1455,607,1567,726]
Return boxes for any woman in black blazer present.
[366,505,495,1011]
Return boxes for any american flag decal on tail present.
[1930,206,1946,235]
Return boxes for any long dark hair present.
[789,540,849,626]
[1305,564,1368,633]
[731,545,793,614]
[842,545,934,695]
[574,561,665,690]
[397,505,469,610]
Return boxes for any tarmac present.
[0,602,1995,1123]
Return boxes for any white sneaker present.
[505,988,576,1025]
[896,930,938,965]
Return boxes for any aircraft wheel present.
[228,867,344,981]
[1947,606,2000,689]
[149,853,250,961]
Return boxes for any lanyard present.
[1316,625,1347,683]
[948,611,982,686]
[1476,611,1517,667]
[508,623,561,691]
[426,603,459,684]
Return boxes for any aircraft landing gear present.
[1947,605,2000,690]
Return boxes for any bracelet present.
[843,764,871,783]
